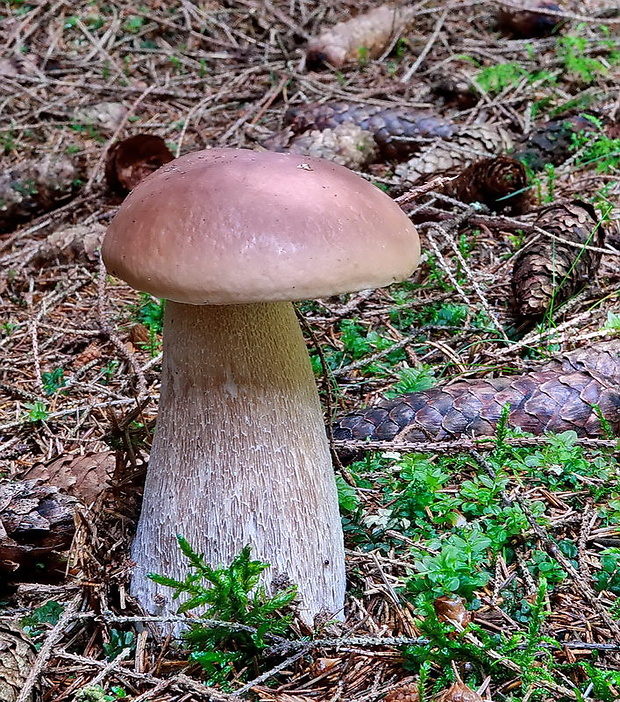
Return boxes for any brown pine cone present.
[333,340,620,447]
[0,154,84,233]
[286,123,378,169]
[496,1,563,38]
[442,155,530,214]
[385,681,420,702]
[105,134,174,195]
[435,682,483,702]
[396,125,514,184]
[283,101,454,161]
[306,5,411,70]
[514,115,599,171]
[512,201,604,323]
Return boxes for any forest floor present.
[1,0,620,700]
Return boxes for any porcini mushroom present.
[102,148,420,625]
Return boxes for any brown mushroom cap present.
[102,148,420,305]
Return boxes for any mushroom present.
[102,148,420,625]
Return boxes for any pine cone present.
[306,5,411,69]
[435,682,483,702]
[333,341,620,447]
[283,101,454,160]
[286,123,378,169]
[385,681,419,702]
[512,201,604,323]
[105,134,173,195]
[396,125,514,184]
[442,155,530,214]
[514,115,599,171]
[496,1,563,38]
[0,154,84,233]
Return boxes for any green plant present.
[594,548,620,595]
[25,400,49,422]
[556,33,613,83]
[103,629,136,660]
[475,62,528,94]
[21,600,64,637]
[42,367,66,395]
[385,365,436,398]
[148,538,296,687]
[133,292,165,334]
[75,686,128,702]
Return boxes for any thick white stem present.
[130,301,345,625]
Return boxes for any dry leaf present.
[433,595,472,629]
[73,101,128,132]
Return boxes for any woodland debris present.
[305,4,411,70]
[396,125,514,184]
[384,680,420,702]
[282,123,378,169]
[496,1,564,38]
[441,155,530,214]
[433,596,471,630]
[512,201,605,324]
[333,340,620,449]
[282,101,454,160]
[0,153,85,233]
[0,621,37,702]
[435,681,483,702]
[430,73,479,110]
[23,451,115,506]
[30,222,105,266]
[514,114,599,171]
[73,102,128,133]
[105,134,174,196]
[0,480,77,576]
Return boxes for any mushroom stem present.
[131,300,346,625]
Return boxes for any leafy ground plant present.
[148,538,297,688]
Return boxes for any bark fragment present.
[0,480,76,576]
[512,201,604,324]
[306,5,411,69]
[333,341,620,446]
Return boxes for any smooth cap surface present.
[102,148,420,304]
